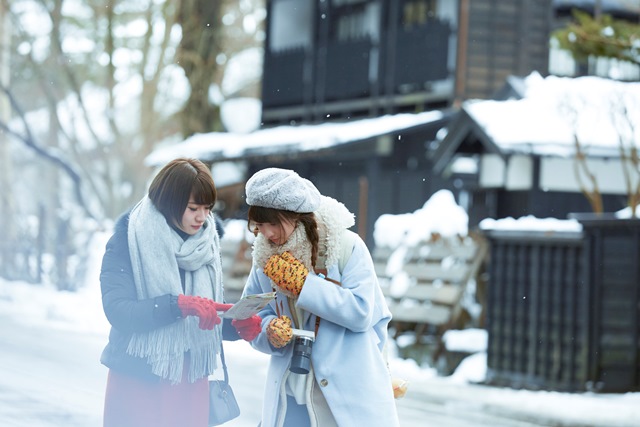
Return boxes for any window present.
[331,0,380,41]
[269,0,313,52]
[402,0,437,29]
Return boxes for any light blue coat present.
[243,234,399,427]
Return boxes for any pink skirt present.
[103,366,208,427]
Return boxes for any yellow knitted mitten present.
[266,315,293,348]
[264,252,309,298]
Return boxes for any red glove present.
[232,315,262,341]
[177,295,233,330]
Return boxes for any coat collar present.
[251,196,355,271]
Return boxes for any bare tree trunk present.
[0,0,15,280]
[55,215,71,290]
[177,0,224,137]
[37,205,46,284]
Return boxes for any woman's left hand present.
[232,315,262,341]
[264,251,308,297]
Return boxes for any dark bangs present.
[247,205,287,225]
[148,158,216,225]
[247,206,301,235]
[191,172,217,208]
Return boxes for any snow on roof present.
[479,215,583,233]
[464,72,640,158]
[145,109,444,166]
[374,189,469,248]
[553,0,640,14]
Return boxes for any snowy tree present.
[553,10,640,68]
[0,0,265,287]
[559,88,640,216]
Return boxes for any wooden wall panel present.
[461,0,552,99]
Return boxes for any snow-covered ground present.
[1,190,639,426]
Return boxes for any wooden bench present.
[376,232,488,338]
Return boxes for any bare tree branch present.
[0,85,98,220]
[560,96,603,214]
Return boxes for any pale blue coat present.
[243,234,399,427]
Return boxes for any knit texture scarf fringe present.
[126,196,223,384]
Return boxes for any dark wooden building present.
[250,0,558,244]
[152,1,638,244]
[428,71,637,230]
[243,114,453,245]
[261,0,554,126]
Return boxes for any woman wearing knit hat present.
[100,158,261,426]
[242,168,399,427]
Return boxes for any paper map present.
[220,292,276,320]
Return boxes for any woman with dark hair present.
[241,168,399,427]
[100,158,261,427]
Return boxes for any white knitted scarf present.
[252,196,355,281]
[126,196,223,384]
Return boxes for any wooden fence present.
[484,216,640,392]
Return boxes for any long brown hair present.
[248,205,319,269]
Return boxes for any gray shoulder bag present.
[209,345,240,426]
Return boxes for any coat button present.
[320,379,328,387]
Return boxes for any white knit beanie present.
[245,168,322,213]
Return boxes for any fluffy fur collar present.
[252,196,355,272]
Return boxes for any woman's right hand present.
[177,295,232,330]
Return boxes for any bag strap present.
[312,231,357,331]
[220,344,230,384]
[338,230,357,274]
[314,230,356,286]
